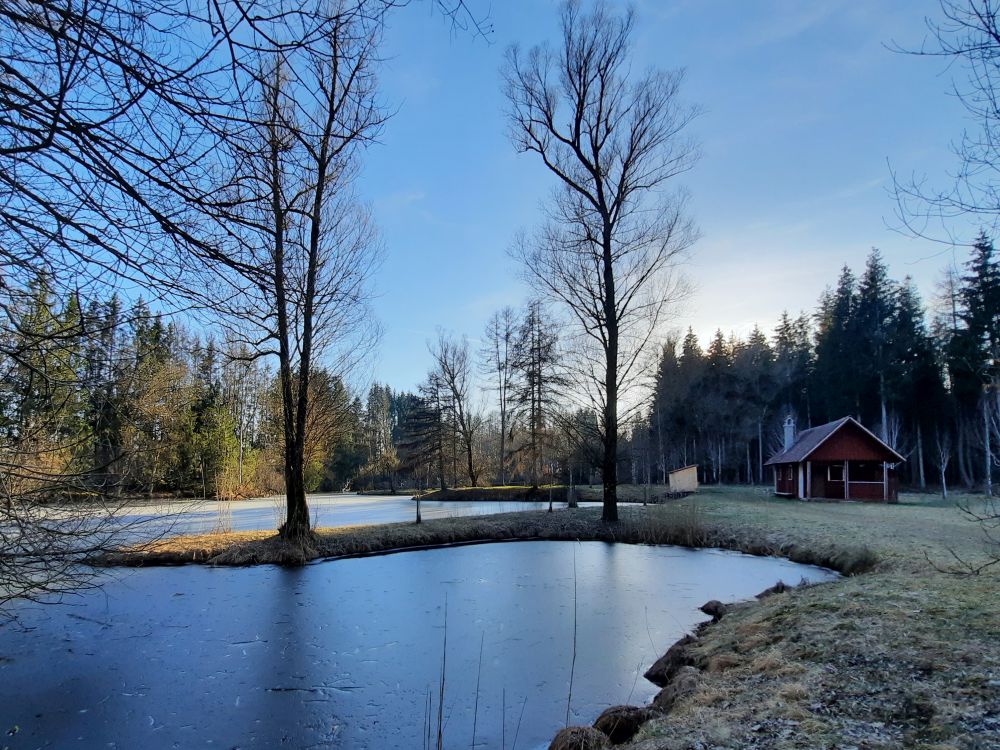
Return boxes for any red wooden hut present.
[765,416,905,502]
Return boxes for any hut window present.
[852,462,882,482]
[828,465,844,482]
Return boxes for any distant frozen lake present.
[118,492,602,537]
[0,541,837,749]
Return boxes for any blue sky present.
[358,0,973,392]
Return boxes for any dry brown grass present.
[102,496,881,578]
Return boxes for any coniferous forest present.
[11,237,998,498]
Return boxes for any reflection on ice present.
[0,541,837,749]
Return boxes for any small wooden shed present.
[765,416,904,503]
[668,464,699,493]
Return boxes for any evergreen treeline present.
[632,241,999,492]
[0,281,377,498]
[11,240,999,499]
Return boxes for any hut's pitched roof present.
[764,416,904,465]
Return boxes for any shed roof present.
[668,464,698,474]
[764,416,905,466]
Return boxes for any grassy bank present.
[617,487,1000,750]
[101,493,876,574]
[101,486,999,748]
[416,485,568,502]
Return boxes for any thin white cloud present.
[374,189,426,216]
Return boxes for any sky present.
[356,0,975,393]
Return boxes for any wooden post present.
[806,461,812,499]
[843,460,850,500]
[416,498,422,524]
[883,461,888,502]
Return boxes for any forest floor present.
[101,486,999,749]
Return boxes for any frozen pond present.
[0,541,838,749]
[120,493,599,538]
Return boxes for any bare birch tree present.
[503,0,698,520]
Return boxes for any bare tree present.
[0,0,485,294]
[430,331,482,487]
[480,307,519,485]
[892,0,1000,236]
[0,0,488,600]
[220,342,270,494]
[202,9,385,542]
[936,427,953,500]
[503,0,698,520]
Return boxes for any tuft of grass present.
[777,682,809,701]
[705,652,742,673]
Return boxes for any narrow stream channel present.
[0,541,837,749]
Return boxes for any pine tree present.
[892,278,947,487]
[735,325,776,483]
[772,311,813,427]
[854,249,897,439]
[512,301,561,487]
[649,337,681,482]
[814,266,858,423]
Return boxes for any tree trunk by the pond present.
[503,3,697,526]
[279,393,312,542]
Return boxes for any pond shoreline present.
[99,501,875,748]
[95,490,1000,749]
[99,503,878,575]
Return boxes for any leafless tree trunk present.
[480,307,518,485]
[985,395,995,497]
[503,0,698,521]
[205,10,385,541]
[916,421,927,491]
[430,332,482,487]
[936,428,952,500]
